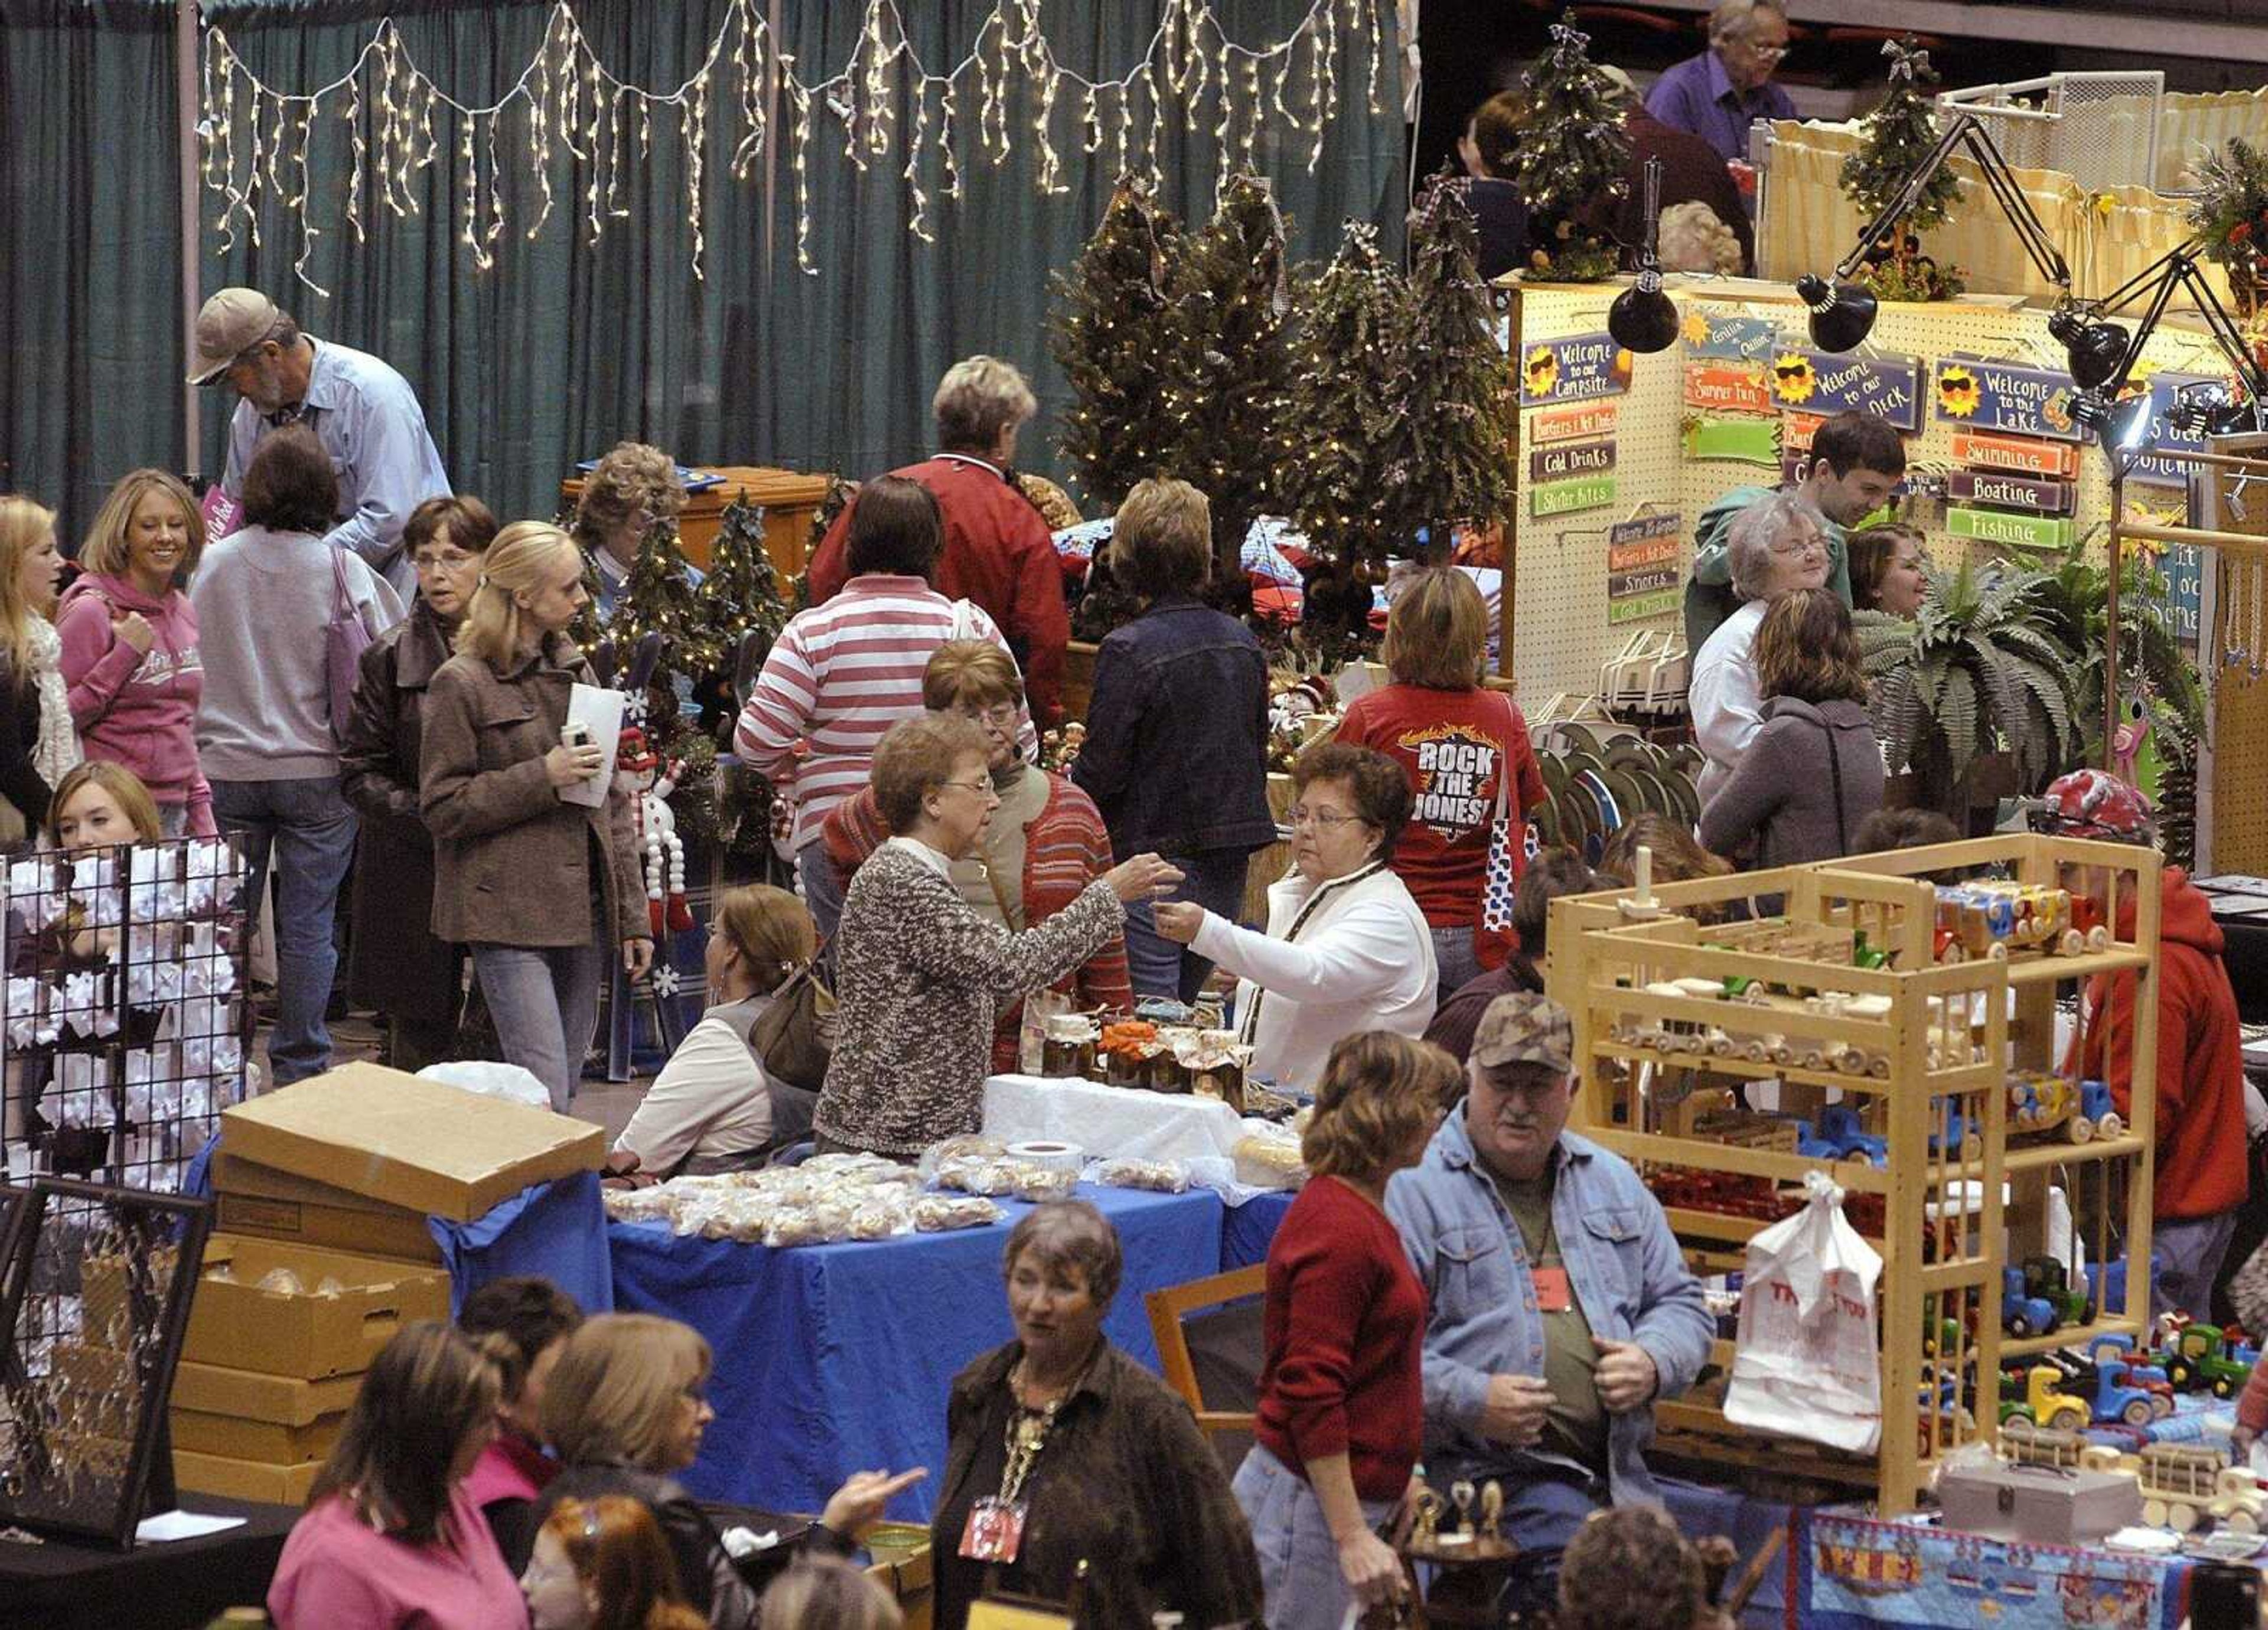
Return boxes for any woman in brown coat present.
[341,495,498,1072]
[419,521,651,1112]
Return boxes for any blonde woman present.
[1233,1032,1457,1629]
[572,441,695,622]
[536,1314,918,1630]
[419,521,650,1113]
[0,497,80,842]
[57,469,210,836]
[614,885,817,1177]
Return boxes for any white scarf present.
[25,615,80,788]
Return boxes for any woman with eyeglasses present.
[820,641,1130,1073]
[1154,741,1436,1092]
[342,494,499,1072]
[814,714,1180,1157]
[1687,492,1830,806]
[533,1314,921,1630]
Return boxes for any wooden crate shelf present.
[1546,834,2162,1516]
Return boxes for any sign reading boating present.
[1518,331,1634,406]
[1931,356,2083,442]
[1767,349,1922,430]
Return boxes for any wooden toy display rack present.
[1545,834,2161,1515]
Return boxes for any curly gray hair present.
[1726,491,1823,601]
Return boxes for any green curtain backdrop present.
[4,0,1406,541]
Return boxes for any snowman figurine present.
[614,725,695,938]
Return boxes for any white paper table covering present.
[981,1074,1247,1166]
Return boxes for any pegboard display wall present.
[1506,279,2236,708]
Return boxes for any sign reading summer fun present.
[1683,363,1772,416]
[1608,513,1682,624]
[1519,331,1633,407]
[1932,356,2083,442]
[1767,349,1922,431]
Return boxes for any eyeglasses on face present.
[413,550,477,573]
[937,777,999,797]
[1286,806,1367,830]
[1768,535,1827,558]
[951,702,1019,731]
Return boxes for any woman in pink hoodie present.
[58,469,213,837]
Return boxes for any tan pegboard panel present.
[2199,437,2268,875]
[1507,279,2230,706]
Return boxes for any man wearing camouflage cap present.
[1387,991,1710,1606]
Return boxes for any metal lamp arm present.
[1830,111,2070,294]
[1830,112,1971,281]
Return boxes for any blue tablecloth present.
[607,1183,1226,1521]
[184,1137,614,1317]
[1224,1189,1294,1269]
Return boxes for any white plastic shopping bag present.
[1722,1170,1884,1453]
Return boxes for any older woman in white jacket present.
[1156,741,1436,1090]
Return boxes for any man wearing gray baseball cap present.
[1386,990,1712,1613]
[188,287,449,597]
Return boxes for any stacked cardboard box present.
[171,1064,605,1504]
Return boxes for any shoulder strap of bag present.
[1814,714,1849,855]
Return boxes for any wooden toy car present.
[1934,882,2107,963]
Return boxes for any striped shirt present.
[734,574,1035,852]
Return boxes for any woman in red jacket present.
[1232,1031,1457,1628]
[2042,770,2249,1321]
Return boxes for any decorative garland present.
[199,0,1391,293]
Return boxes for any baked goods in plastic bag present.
[1012,1166,1080,1202]
[1233,1127,1306,1190]
[1093,1158,1191,1194]
[913,1194,1005,1231]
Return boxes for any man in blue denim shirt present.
[1386,992,1712,1595]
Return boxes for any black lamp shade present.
[1609,272,1680,354]
[2048,308,2131,392]
[1797,273,1878,353]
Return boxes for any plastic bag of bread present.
[918,1135,1006,1184]
[1012,1166,1080,1202]
[1233,1127,1306,1191]
[913,1194,1005,1231]
[1092,1158,1191,1194]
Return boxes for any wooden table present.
[559,464,835,580]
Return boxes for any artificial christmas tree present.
[1158,172,1297,584]
[1838,38,1966,302]
[1279,220,1407,569]
[696,495,791,677]
[611,517,722,693]
[1507,19,1628,282]
[1375,180,1519,559]
[1049,178,1185,510]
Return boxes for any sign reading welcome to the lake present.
[1519,331,1633,406]
[1931,355,2083,442]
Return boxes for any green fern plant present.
[2032,539,2207,772]
[1857,561,2086,814]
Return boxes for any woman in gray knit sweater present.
[815,714,1181,1156]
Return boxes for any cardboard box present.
[185,1236,451,1378]
[221,1062,603,1221]
[170,1360,362,1464]
[174,1446,322,1505]
[211,1150,444,1264]
[865,1524,934,1630]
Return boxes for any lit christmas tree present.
[1508,18,1629,282]
[1839,38,1966,301]
[1158,172,1297,584]
[695,495,790,677]
[1049,178,1185,511]
[611,516,721,690]
[1280,220,1406,568]
[1376,180,1519,554]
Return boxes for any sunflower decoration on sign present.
[1772,352,1819,406]
[1937,363,1982,418]
[1524,344,1562,399]
[1679,309,1713,348]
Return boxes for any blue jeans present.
[1122,847,1253,1004]
[2156,1209,2240,1322]
[211,775,359,1085]
[1432,924,1481,1009]
[797,840,846,968]
[1431,1459,1605,1618]
[474,940,607,1113]
[1232,1443,1394,1630]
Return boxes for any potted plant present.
[1856,560,2086,820]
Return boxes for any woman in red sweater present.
[1337,569,1544,1005]
[1233,1031,1458,1628]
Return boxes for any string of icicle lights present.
[199,0,1392,294]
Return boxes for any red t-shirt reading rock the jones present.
[1337,683,1544,929]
